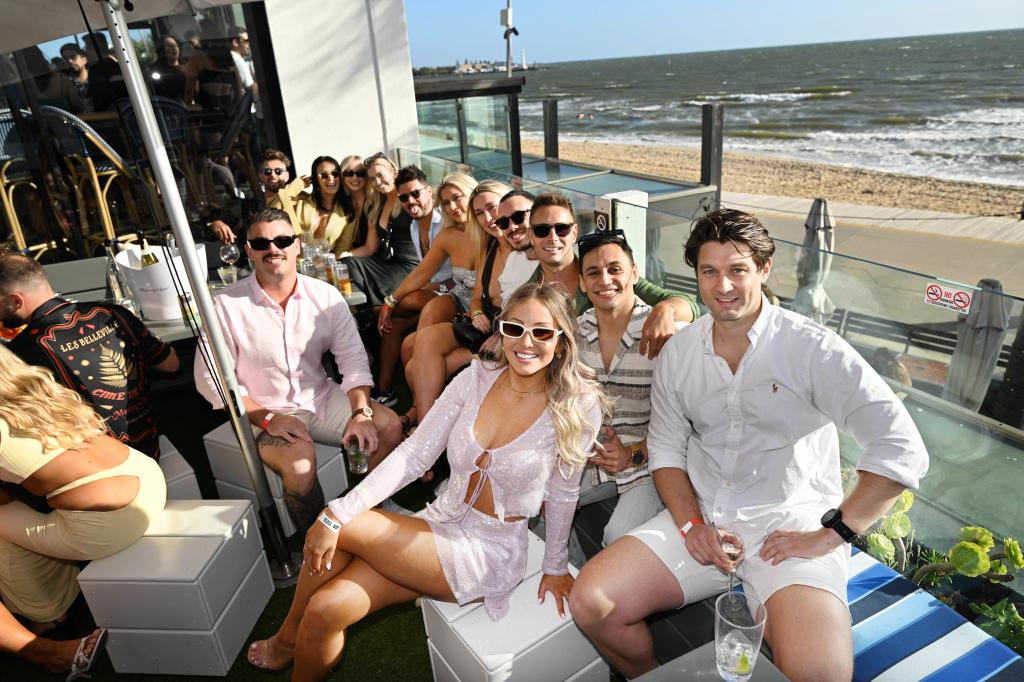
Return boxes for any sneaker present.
[376,498,414,516]
[372,389,398,407]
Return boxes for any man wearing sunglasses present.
[526,192,698,359]
[195,209,404,532]
[394,166,452,286]
[207,149,305,245]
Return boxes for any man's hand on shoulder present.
[638,300,680,359]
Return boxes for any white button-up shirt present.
[194,274,372,414]
[648,296,928,544]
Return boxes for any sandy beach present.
[521,139,1021,218]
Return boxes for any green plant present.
[912,528,1023,586]
[865,490,914,571]
[970,599,1024,652]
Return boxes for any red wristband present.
[260,413,274,431]
[679,518,704,537]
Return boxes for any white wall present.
[262,0,418,169]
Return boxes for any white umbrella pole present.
[100,0,298,584]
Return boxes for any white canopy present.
[0,0,253,55]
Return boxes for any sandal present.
[66,628,107,681]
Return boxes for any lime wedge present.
[737,650,751,674]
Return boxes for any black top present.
[8,298,173,459]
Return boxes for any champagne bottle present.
[105,246,127,300]
[140,239,160,267]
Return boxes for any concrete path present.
[720,191,1024,301]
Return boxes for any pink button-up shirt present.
[194,274,372,414]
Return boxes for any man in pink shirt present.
[195,208,403,530]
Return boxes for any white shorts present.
[627,509,850,608]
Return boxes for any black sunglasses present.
[398,188,427,203]
[494,209,531,231]
[342,169,367,178]
[531,222,575,239]
[260,167,286,176]
[318,170,341,180]
[247,235,298,251]
[498,320,563,343]
[577,228,627,259]
[362,152,387,167]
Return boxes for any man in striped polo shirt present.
[575,230,685,546]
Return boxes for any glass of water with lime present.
[715,591,766,682]
[345,437,369,475]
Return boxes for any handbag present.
[452,315,491,353]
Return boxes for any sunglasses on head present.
[342,168,367,178]
[498,320,563,343]
[260,167,286,176]
[494,209,531,231]
[531,222,574,239]
[318,170,341,180]
[362,152,387,167]
[398,188,427,203]
[577,228,627,259]
[247,235,298,251]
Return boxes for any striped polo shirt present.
[576,296,657,493]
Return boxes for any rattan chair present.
[38,105,148,253]
[116,96,203,217]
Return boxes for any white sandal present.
[66,628,107,681]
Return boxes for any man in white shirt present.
[195,208,402,531]
[229,26,256,94]
[570,209,928,681]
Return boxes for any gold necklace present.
[505,373,544,396]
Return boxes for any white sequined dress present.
[328,360,601,620]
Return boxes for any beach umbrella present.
[792,197,836,324]
[943,279,1010,412]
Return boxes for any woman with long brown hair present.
[247,283,607,680]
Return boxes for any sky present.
[404,0,1024,66]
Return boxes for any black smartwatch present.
[821,508,856,543]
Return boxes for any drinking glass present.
[217,265,238,285]
[721,538,744,594]
[715,591,767,682]
[219,243,240,266]
[345,438,369,475]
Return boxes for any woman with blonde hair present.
[0,347,165,654]
[248,283,606,679]
[336,154,369,251]
[373,171,480,405]
[342,154,422,307]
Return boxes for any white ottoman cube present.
[422,531,607,681]
[215,479,298,537]
[158,435,202,500]
[203,421,349,499]
[77,499,273,675]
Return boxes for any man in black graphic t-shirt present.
[0,255,179,459]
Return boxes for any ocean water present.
[519,29,1024,187]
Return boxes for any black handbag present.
[452,316,491,353]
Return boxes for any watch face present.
[821,508,840,526]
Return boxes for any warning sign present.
[923,282,973,314]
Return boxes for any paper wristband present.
[679,518,704,537]
[318,513,342,532]
[260,413,274,430]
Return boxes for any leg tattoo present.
[284,482,326,531]
[256,431,295,448]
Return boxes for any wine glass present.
[721,536,744,594]
[219,243,240,266]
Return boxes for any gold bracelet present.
[471,310,485,319]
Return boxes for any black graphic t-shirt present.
[9,298,172,459]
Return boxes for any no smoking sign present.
[923,282,973,314]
